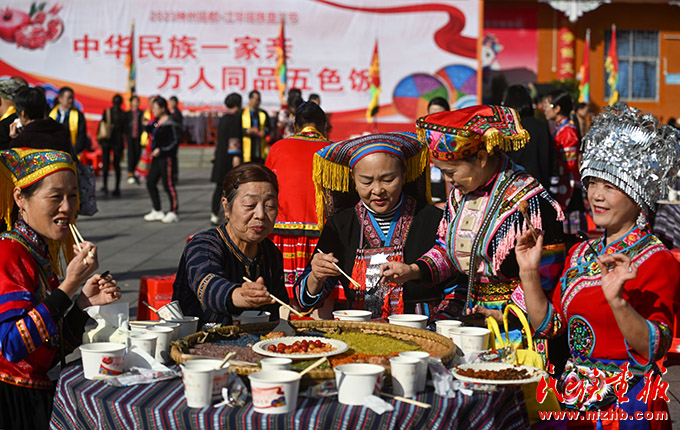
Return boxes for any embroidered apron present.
[349,196,415,319]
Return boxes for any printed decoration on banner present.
[434,64,477,110]
[1,2,64,50]
[392,73,448,120]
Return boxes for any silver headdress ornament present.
[580,103,680,216]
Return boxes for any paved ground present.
[77,147,679,426]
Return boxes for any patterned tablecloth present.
[50,363,530,430]
[653,202,680,250]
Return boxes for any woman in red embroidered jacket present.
[516,105,680,429]
[0,148,120,430]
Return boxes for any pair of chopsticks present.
[381,392,431,409]
[242,276,307,317]
[317,250,362,289]
[298,357,328,378]
[69,223,95,261]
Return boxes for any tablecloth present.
[50,363,530,430]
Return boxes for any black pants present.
[212,183,223,215]
[126,136,141,174]
[101,143,123,191]
[147,155,179,213]
[0,381,54,430]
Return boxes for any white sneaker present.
[161,212,179,223]
[144,210,165,222]
[210,213,220,225]
[127,176,136,185]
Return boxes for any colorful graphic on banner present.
[0,0,479,139]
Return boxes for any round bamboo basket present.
[171,320,456,380]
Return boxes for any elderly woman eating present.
[293,132,449,319]
[0,148,120,430]
[515,104,680,429]
[173,163,288,325]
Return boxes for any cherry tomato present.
[314,340,322,348]
[267,344,277,352]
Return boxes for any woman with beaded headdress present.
[293,132,449,319]
[382,105,566,351]
[0,148,120,429]
[515,104,680,429]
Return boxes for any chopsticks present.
[298,357,328,378]
[317,250,362,289]
[219,351,236,369]
[242,276,304,317]
[69,223,95,259]
[142,301,159,315]
[381,392,431,409]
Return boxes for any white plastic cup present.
[157,321,181,341]
[129,333,157,357]
[232,311,271,325]
[334,363,385,405]
[454,327,491,355]
[165,316,199,339]
[435,320,462,337]
[260,357,292,371]
[389,356,420,398]
[387,314,428,329]
[146,326,174,362]
[182,359,230,401]
[399,351,430,392]
[157,300,184,320]
[79,343,126,380]
[248,370,301,414]
[181,362,215,408]
[332,310,372,321]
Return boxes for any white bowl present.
[334,363,385,405]
[79,342,126,380]
[332,310,372,321]
[182,359,230,401]
[164,316,199,339]
[451,327,491,355]
[249,370,300,414]
[387,314,428,329]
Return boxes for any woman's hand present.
[76,273,121,309]
[61,242,99,298]
[468,305,503,324]
[515,229,544,273]
[310,252,341,285]
[380,262,420,284]
[232,277,275,308]
[597,253,637,308]
[152,148,161,157]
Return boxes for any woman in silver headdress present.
[515,104,680,429]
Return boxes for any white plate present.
[451,362,546,385]
[252,337,349,359]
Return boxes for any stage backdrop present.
[0,0,480,140]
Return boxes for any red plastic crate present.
[136,274,176,321]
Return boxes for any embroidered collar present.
[295,126,328,141]
[12,219,49,256]
[598,225,648,255]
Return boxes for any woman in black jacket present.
[99,94,127,196]
[143,97,180,223]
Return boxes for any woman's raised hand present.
[77,273,121,309]
[515,229,544,273]
[597,253,638,307]
[380,262,420,284]
[232,276,275,308]
[310,252,341,284]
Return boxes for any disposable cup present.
[165,316,199,339]
[334,363,384,405]
[399,351,430,392]
[182,359,230,401]
[452,327,491,355]
[181,363,215,408]
[146,326,174,362]
[232,311,271,325]
[260,357,292,371]
[248,370,300,414]
[332,310,372,321]
[79,342,126,380]
[157,321,181,341]
[129,333,157,357]
[387,314,428,329]
[389,356,420,398]
[157,300,184,320]
[129,320,159,331]
[435,320,462,338]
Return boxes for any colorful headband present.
[416,105,529,161]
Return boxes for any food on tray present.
[454,365,530,380]
[189,343,264,363]
[262,331,286,340]
[329,352,399,367]
[325,332,421,355]
[265,339,335,354]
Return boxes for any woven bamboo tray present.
[171,320,456,380]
